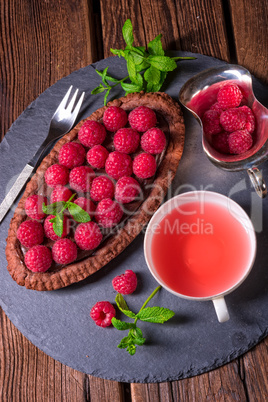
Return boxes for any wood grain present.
[229,0,268,84]
[99,0,230,61]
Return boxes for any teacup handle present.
[212,297,230,323]
[247,167,267,198]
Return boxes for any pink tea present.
[151,201,252,298]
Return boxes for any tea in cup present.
[144,191,256,322]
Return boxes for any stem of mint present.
[134,285,161,324]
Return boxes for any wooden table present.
[1,0,268,400]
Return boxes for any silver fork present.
[0,86,85,223]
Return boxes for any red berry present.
[112,269,137,294]
[78,120,106,147]
[90,301,116,327]
[133,153,156,179]
[95,198,123,228]
[228,130,253,154]
[103,106,128,132]
[239,106,256,134]
[202,110,222,135]
[105,151,133,180]
[25,195,48,220]
[17,220,44,248]
[74,197,96,216]
[44,214,70,241]
[141,127,166,154]
[115,176,141,203]
[209,102,223,113]
[128,106,157,132]
[90,176,115,202]
[69,166,95,193]
[220,108,247,132]
[45,164,69,188]
[87,145,109,169]
[74,221,102,250]
[24,245,52,272]
[211,131,230,154]
[217,83,243,109]
[113,128,140,154]
[52,238,77,265]
[50,186,73,203]
[58,142,86,169]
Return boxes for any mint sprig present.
[42,195,91,237]
[92,19,196,105]
[112,286,175,356]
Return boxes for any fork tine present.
[66,88,79,113]
[53,85,73,114]
[72,91,85,117]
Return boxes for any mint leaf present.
[111,318,136,330]
[122,19,134,46]
[121,81,142,93]
[127,344,136,355]
[129,328,146,345]
[126,53,137,82]
[110,48,125,58]
[91,85,106,95]
[42,201,65,215]
[67,202,91,223]
[144,66,161,85]
[148,55,177,72]
[115,294,136,318]
[104,88,111,106]
[50,214,64,237]
[117,335,132,349]
[136,306,175,323]
[148,34,164,56]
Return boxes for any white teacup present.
[144,191,257,322]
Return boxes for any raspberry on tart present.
[103,106,128,132]
[17,220,44,248]
[50,186,73,203]
[115,176,141,204]
[74,221,103,250]
[44,214,70,241]
[128,106,157,132]
[58,142,86,169]
[78,120,106,147]
[52,239,77,265]
[25,195,48,220]
[45,164,69,188]
[86,145,109,169]
[95,198,123,228]
[69,166,95,193]
[90,176,115,202]
[141,127,166,154]
[133,153,157,179]
[113,128,140,154]
[24,245,52,273]
[105,151,133,180]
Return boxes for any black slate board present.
[0,52,268,383]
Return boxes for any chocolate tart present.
[6,91,185,291]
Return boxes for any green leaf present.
[122,19,134,46]
[111,318,136,331]
[127,344,136,355]
[50,214,64,238]
[148,34,164,56]
[104,88,110,106]
[67,202,91,223]
[117,336,132,349]
[130,48,146,65]
[147,55,177,72]
[146,71,167,92]
[126,54,137,82]
[121,81,142,93]
[129,328,146,345]
[144,66,161,85]
[101,67,109,85]
[135,59,150,72]
[91,85,106,95]
[110,48,125,58]
[115,294,136,318]
[136,307,175,323]
[42,201,66,215]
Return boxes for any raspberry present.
[50,186,73,203]
[90,301,116,327]
[58,142,86,169]
[87,145,109,169]
[74,197,96,216]
[103,106,128,132]
[220,108,247,132]
[228,130,253,154]
[202,110,222,135]
[90,176,115,202]
[74,221,103,250]
[78,120,106,147]
[112,269,137,294]
[128,106,157,132]
[17,220,44,248]
[217,83,243,109]
[133,153,156,179]
[113,128,140,154]
[52,238,77,265]
[115,176,141,203]
[95,198,123,228]
[24,245,52,273]
[105,151,133,180]
[211,131,230,154]
[45,164,69,188]
[44,214,70,241]
[209,102,223,113]
[69,166,95,193]
[239,106,255,134]
[141,127,166,154]
[25,195,48,220]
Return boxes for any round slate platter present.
[0,52,268,383]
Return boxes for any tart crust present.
[6,92,185,290]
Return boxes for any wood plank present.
[100,0,230,61]
[131,382,173,402]
[229,0,268,83]
[0,0,99,139]
[88,375,124,401]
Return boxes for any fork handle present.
[0,164,34,223]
